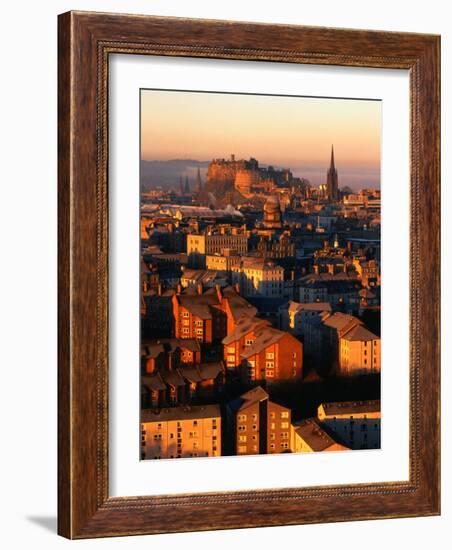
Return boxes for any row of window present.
[237,411,289,422]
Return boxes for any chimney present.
[197,282,203,295]
[347,241,352,251]
[157,283,162,296]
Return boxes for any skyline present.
[141,89,381,190]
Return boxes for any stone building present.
[232,256,284,298]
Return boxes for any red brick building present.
[172,285,257,344]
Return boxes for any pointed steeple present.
[184,175,190,194]
[195,167,203,193]
[179,175,184,195]
[326,145,339,200]
[330,145,335,170]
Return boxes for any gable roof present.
[322,312,362,331]
[230,386,269,412]
[240,326,294,359]
[222,317,270,345]
[341,324,379,342]
[293,418,347,452]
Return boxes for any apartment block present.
[141,404,221,459]
[227,387,291,455]
[317,400,381,450]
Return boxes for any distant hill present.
[140,159,209,191]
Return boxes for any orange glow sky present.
[141,89,381,188]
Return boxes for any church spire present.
[326,145,339,201]
[195,167,203,193]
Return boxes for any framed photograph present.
[58,11,440,538]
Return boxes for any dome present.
[263,195,283,229]
[264,195,280,211]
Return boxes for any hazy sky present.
[141,89,381,189]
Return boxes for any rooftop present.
[141,404,221,423]
[294,418,346,452]
[287,301,332,314]
[222,317,270,345]
[319,400,381,416]
[233,386,269,412]
[322,312,362,331]
[241,326,293,359]
[341,324,380,342]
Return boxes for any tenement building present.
[236,323,303,383]
[172,284,257,343]
[317,400,381,450]
[227,387,291,455]
[232,256,284,298]
[141,404,221,459]
[338,324,381,375]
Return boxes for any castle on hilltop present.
[205,154,295,203]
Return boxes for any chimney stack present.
[157,283,162,296]
[197,282,203,295]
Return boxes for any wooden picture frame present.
[58,11,440,538]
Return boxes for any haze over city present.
[141,89,381,190]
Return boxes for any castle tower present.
[326,145,339,200]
